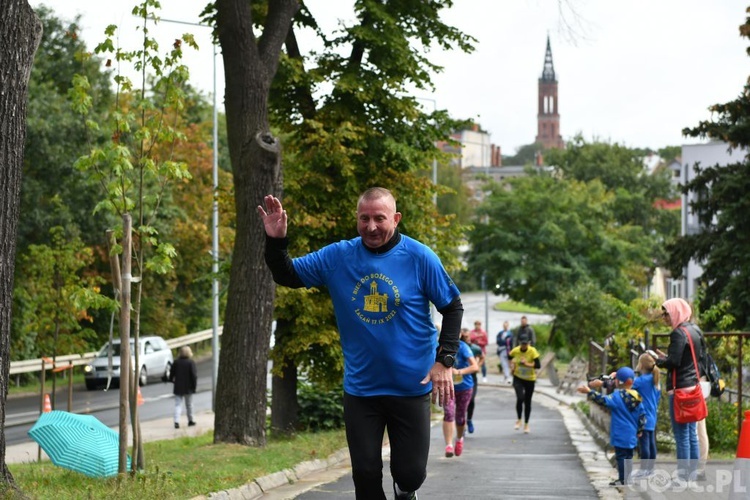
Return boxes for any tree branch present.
[259,0,299,77]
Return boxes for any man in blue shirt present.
[258,187,463,500]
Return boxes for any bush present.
[297,382,345,432]
[705,398,749,454]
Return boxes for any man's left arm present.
[423,296,463,407]
[437,296,462,357]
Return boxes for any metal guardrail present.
[8,326,223,376]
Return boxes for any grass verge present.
[7,429,347,499]
[492,300,544,314]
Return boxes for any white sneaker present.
[482,377,488,383]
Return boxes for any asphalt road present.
[4,356,216,446]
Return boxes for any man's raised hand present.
[257,195,288,238]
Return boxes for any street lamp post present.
[159,17,220,410]
[481,272,489,336]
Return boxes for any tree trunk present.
[0,0,43,488]
[270,319,299,433]
[213,0,298,445]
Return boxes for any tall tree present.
[667,8,750,329]
[72,0,198,470]
[210,0,299,446]
[546,137,679,272]
[0,0,43,489]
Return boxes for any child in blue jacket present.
[632,353,661,477]
[578,367,646,486]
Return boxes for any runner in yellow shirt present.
[508,332,540,433]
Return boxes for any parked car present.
[84,336,173,390]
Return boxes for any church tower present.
[535,36,564,150]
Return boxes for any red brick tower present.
[535,36,564,150]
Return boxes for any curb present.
[192,448,351,500]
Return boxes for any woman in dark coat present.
[654,297,703,481]
[169,346,197,428]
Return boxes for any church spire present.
[535,36,563,150]
[540,35,556,82]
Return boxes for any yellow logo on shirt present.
[364,281,388,312]
[352,273,401,324]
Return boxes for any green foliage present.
[545,281,622,354]
[12,227,112,360]
[705,398,748,453]
[468,170,649,308]
[297,382,345,432]
[666,11,750,330]
[71,0,201,347]
[575,400,590,417]
[546,136,677,270]
[17,5,231,352]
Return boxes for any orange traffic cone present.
[137,386,145,406]
[42,393,51,413]
[729,410,750,499]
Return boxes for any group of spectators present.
[578,297,711,487]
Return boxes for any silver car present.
[84,336,173,390]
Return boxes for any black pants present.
[513,376,535,423]
[467,373,478,420]
[343,392,431,500]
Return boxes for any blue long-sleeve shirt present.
[587,387,646,449]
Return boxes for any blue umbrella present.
[28,410,130,478]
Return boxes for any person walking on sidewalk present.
[443,331,479,458]
[508,332,540,433]
[258,188,463,500]
[578,367,645,486]
[496,321,512,384]
[169,346,197,429]
[469,320,488,382]
[461,328,483,434]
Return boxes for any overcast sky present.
[34,0,748,155]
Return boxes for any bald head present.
[357,187,401,249]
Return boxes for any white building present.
[678,141,747,300]
[448,128,494,169]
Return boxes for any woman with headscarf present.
[653,298,703,482]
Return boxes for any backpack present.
[702,352,725,397]
[698,332,725,397]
